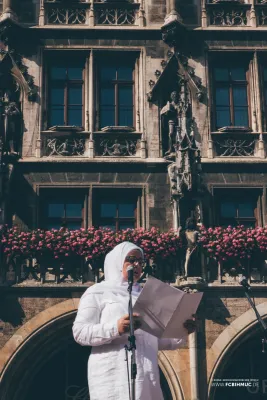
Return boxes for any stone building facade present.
[1,1,267,400]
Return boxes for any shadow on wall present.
[0,295,26,327]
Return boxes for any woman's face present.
[122,249,144,282]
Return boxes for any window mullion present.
[115,83,118,126]
[229,83,234,126]
[65,82,68,126]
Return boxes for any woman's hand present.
[117,313,142,335]
[183,314,198,334]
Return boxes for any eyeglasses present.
[125,256,146,268]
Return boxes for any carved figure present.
[183,217,200,278]
[3,90,20,156]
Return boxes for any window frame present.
[39,188,88,230]
[92,188,142,231]
[211,56,251,131]
[46,56,86,129]
[96,53,136,130]
[260,58,267,132]
[213,188,263,228]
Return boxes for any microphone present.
[239,276,251,290]
[127,265,134,286]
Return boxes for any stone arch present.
[0,298,184,400]
[207,301,267,399]
[158,351,185,400]
[0,298,79,381]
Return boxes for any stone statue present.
[183,217,200,278]
[2,90,20,156]
[6,264,16,284]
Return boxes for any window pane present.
[100,87,115,106]
[117,66,133,81]
[214,68,229,81]
[50,108,65,126]
[264,68,267,82]
[51,67,66,80]
[100,66,117,82]
[221,202,236,218]
[119,108,133,126]
[119,222,135,230]
[101,203,117,217]
[50,87,64,105]
[68,107,82,126]
[233,87,247,107]
[100,107,115,127]
[234,108,248,126]
[66,203,82,217]
[68,86,82,105]
[67,221,82,230]
[47,222,63,230]
[118,86,133,106]
[48,204,64,218]
[67,67,83,80]
[237,220,255,228]
[215,87,229,106]
[216,108,231,128]
[231,67,246,81]
[119,203,135,217]
[100,224,116,231]
[238,202,255,218]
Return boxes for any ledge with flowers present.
[1,225,267,286]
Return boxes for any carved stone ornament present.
[0,48,38,101]
[162,70,202,200]
[46,138,86,156]
[99,138,140,156]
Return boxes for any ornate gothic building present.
[1,1,267,399]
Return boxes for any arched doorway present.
[24,332,172,400]
[0,310,173,400]
[212,331,267,400]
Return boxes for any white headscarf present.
[85,241,144,296]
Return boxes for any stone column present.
[201,0,207,28]
[88,50,94,158]
[39,0,45,26]
[164,0,183,26]
[88,0,95,27]
[189,331,200,400]
[3,0,17,20]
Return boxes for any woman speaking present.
[73,241,195,400]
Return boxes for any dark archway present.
[24,334,172,400]
[212,331,267,400]
[0,312,173,400]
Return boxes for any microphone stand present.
[241,281,267,353]
[124,278,137,400]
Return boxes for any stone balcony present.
[1,253,267,288]
[40,128,146,158]
[204,0,267,27]
[42,0,144,27]
[208,131,266,158]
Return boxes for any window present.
[213,61,250,129]
[18,1,36,23]
[40,190,87,230]
[48,58,85,128]
[214,189,261,228]
[262,64,267,131]
[93,189,141,231]
[98,56,135,129]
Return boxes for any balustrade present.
[43,0,141,26]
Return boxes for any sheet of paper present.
[163,292,203,338]
[133,276,203,339]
